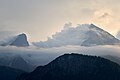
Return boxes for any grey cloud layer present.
[0,45,120,66]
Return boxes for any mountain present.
[0,66,25,80]
[10,33,29,47]
[18,53,120,80]
[8,56,35,72]
[80,24,120,46]
[0,55,35,72]
[1,33,29,47]
[116,31,120,40]
[33,24,120,47]
[103,55,120,65]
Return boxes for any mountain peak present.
[33,24,120,47]
[78,24,103,30]
[18,33,26,37]
[10,33,29,47]
[18,53,120,80]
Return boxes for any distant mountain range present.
[0,54,36,72]
[33,24,120,47]
[0,24,119,47]
[0,24,120,80]
[0,24,119,71]
[18,54,120,80]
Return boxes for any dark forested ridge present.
[18,53,120,80]
[0,66,25,80]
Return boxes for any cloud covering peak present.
[0,32,29,47]
[33,23,120,47]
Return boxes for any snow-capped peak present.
[1,33,29,47]
[33,23,120,47]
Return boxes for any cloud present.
[92,9,113,25]
[32,23,90,47]
[32,23,119,48]
[63,22,73,30]
[0,31,19,45]
[0,45,120,66]
[99,13,110,18]
[1,0,120,41]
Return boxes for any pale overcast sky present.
[0,0,120,41]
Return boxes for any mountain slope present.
[0,66,25,80]
[18,53,120,80]
[33,24,120,47]
[8,56,35,72]
[10,33,29,47]
[1,33,29,47]
[0,55,35,72]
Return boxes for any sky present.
[0,0,120,42]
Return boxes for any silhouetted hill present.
[18,53,120,80]
[0,66,25,80]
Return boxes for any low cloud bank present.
[0,31,19,45]
[0,45,120,66]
